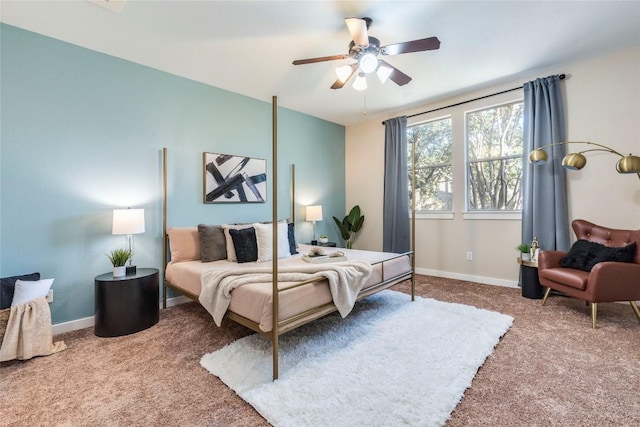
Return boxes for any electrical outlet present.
[46,290,53,303]
[466,251,473,261]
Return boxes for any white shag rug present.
[201,290,513,427]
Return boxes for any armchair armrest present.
[589,262,640,301]
[538,250,567,270]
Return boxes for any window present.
[466,102,524,211]
[408,117,452,212]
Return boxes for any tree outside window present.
[408,117,452,212]
[466,102,524,211]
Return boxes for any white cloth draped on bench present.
[0,297,66,362]
[199,261,373,327]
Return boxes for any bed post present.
[410,131,416,301]
[272,96,279,380]
[291,164,296,224]
[162,147,168,309]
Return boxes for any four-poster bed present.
[161,97,416,380]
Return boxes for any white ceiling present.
[1,1,639,126]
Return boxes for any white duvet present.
[199,261,373,327]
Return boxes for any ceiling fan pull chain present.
[363,95,367,115]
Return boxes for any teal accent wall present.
[0,24,345,325]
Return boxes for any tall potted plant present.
[107,248,132,277]
[332,205,365,249]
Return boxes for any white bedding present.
[165,245,411,332]
[199,261,373,327]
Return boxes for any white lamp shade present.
[305,205,323,222]
[353,73,367,91]
[335,65,353,83]
[376,64,393,83]
[359,53,378,74]
[112,208,145,235]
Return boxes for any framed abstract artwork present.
[203,152,267,203]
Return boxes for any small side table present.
[517,258,544,299]
[95,268,159,337]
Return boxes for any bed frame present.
[161,97,416,380]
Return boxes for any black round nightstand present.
[516,258,544,299]
[94,268,159,337]
[309,241,337,247]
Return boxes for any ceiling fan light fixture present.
[335,65,353,83]
[353,73,367,91]
[359,53,378,74]
[376,64,393,83]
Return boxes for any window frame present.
[407,115,454,218]
[463,99,524,217]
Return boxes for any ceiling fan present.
[292,17,441,90]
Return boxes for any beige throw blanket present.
[199,261,373,327]
[0,297,66,362]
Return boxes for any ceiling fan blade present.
[381,37,441,56]
[378,60,412,86]
[330,64,359,90]
[345,17,369,47]
[292,54,349,65]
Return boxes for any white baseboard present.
[53,274,515,336]
[415,268,519,289]
[52,295,193,336]
[52,316,95,335]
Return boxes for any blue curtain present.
[383,116,410,253]
[521,75,570,255]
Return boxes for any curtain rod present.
[382,74,566,125]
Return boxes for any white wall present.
[346,46,640,286]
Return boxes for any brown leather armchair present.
[538,219,640,328]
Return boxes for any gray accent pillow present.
[198,224,227,262]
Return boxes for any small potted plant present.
[319,235,329,244]
[107,248,132,277]
[516,243,531,261]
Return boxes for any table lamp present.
[112,208,145,275]
[305,205,323,245]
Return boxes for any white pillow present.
[253,221,291,263]
[11,278,54,307]
[222,224,254,262]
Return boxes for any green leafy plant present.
[107,248,132,267]
[516,243,531,253]
[332,205,365,249]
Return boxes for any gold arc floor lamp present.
[528,141,640,180]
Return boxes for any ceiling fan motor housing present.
[349,37,381,59]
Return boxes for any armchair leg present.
[541,287,552,306]
[630,301,640,323]
[591,303,597,329]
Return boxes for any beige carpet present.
[2,275,639,426]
